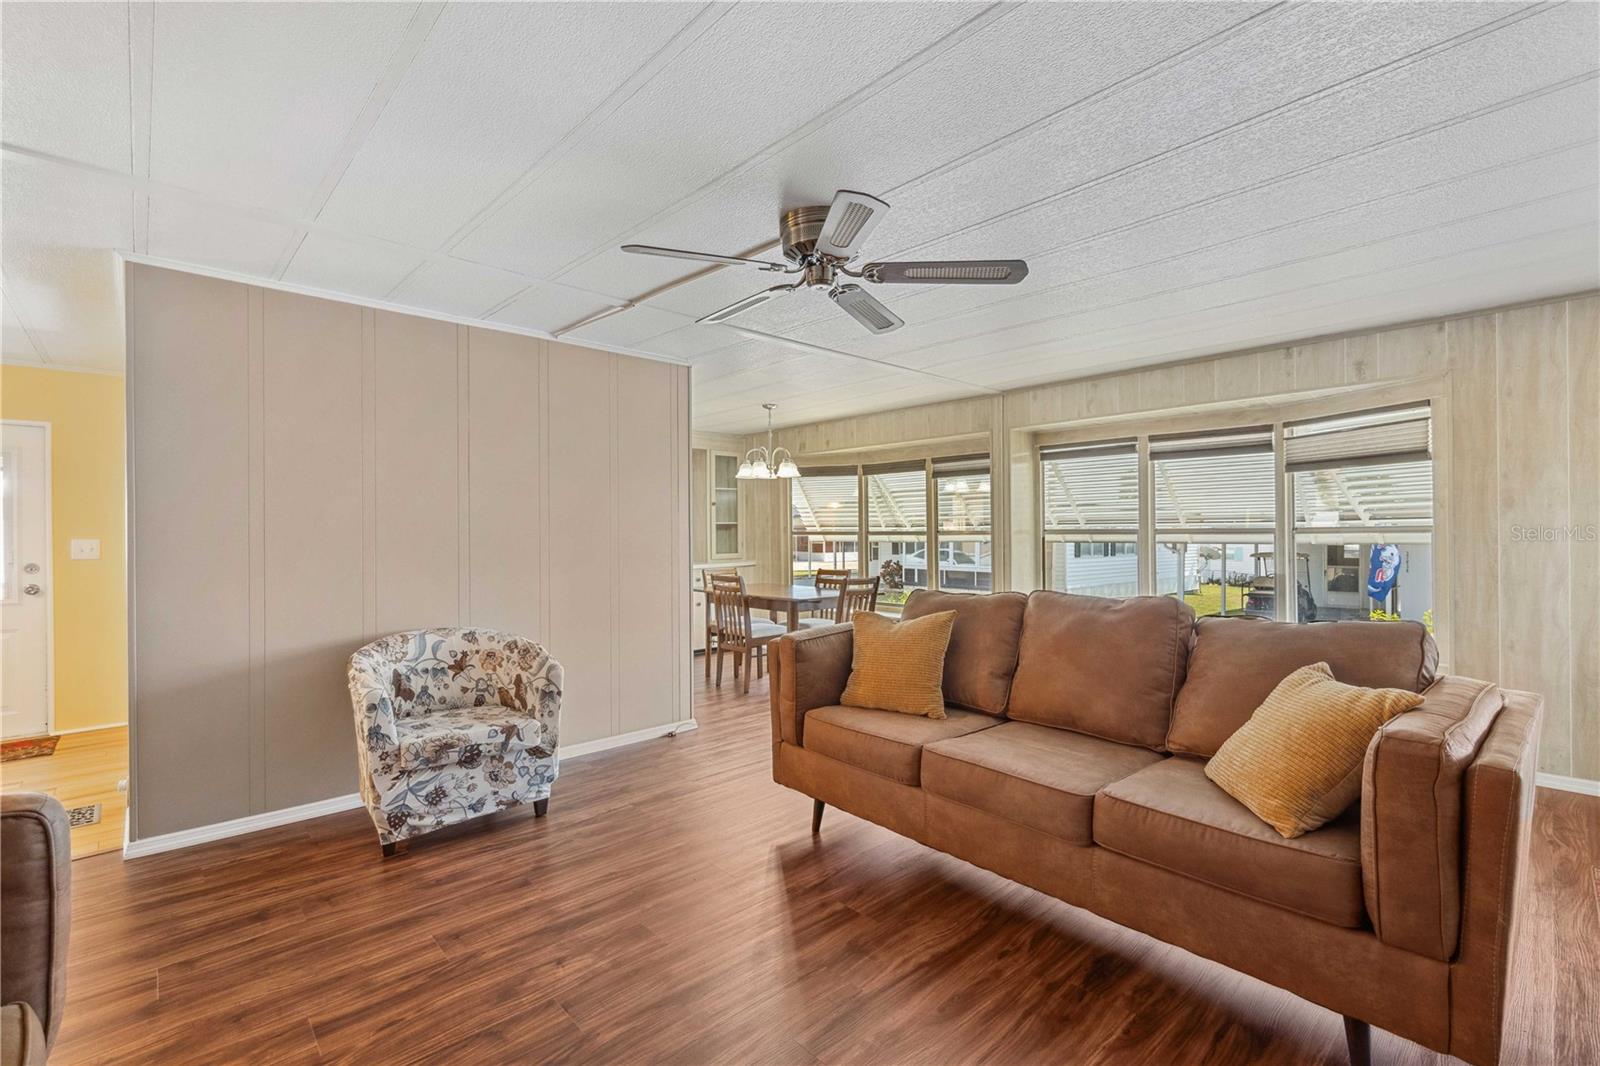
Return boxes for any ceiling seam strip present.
[902,185,1600,369]
[929,219,1599,379]
[670,64,1599,358]
[850,120,1600,352]
[437,2,736,257]
[272,0,446,280]
[545,1,1021,282]
[726,325,1002,397]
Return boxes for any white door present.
[1,422,51,739]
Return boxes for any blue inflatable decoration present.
[1367,544,1401,604]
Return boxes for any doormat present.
[0,735,59,762]
[67,804,101,828]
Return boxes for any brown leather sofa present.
[770,589,1541,1066]
[1,794,71,1066]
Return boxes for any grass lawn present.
[1182,583,1253,616]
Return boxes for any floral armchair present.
[347,628,561,854]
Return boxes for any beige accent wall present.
[738,292,1599,783]
[125,264,691,840]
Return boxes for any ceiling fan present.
[620,189,1028,335]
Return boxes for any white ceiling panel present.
[146,194,298,278]
[0,1,131,173]
[449,2,987,277]
[488,283,616,337]
[281,230,427,300]
[564,303,693,351]
[388,258,535,320]
[1,155,131,370]
[318,2,703,249]
[1,291,45,365]
[147,2,416,215]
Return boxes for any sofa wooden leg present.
[534,798,549,817]
[380,840,404,858]
[812,799,825,834]
[1343,1017,1371,1066]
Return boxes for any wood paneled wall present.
[126,265,691,840]
[737,293,1599,782]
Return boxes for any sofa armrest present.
[1360,675,1505,960]
[1447,688,1541,1066]
[1,793,71,1048]
[770,624,854,747]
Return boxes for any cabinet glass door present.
[712,453,740,557]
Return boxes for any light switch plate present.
[70,538,101,560]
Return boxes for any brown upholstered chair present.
[1,793,71,1066]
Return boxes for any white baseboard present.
[54,721,129,736]
[562,717,697,759]
[121,717,698,859]
[1536,772,1600,797]
[123,793,364,859]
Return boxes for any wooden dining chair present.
[701,569,737,679]
[796,573,880,628]
[709,576,784,694]
[795,569,852,630]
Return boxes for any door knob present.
[23,584,41,596]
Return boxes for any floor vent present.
[67,804,102,828]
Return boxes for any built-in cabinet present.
[710,451,741,559]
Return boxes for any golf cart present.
[1244,551,1317,621]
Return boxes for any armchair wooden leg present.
[533,797,549,817]
[1343,1017,1371,1066]
[812,799,825,834]
[381,840,406,858]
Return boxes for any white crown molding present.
[116,252,691,369]
[121,717,697,859]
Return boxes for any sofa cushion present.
[923,722,1163,845]
[901,590,1027,715]
[1093,756,1366,927]
[1168,617,1438,757]
[803,704,1000,786]
[1006,591,1195,749]
[395,707,544,771]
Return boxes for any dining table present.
[742,583,839,631]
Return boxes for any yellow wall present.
[1,365,126,732]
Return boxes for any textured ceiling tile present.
[388,258,534,320]
[148,2,416,215]
[280,231,427,300]
[146,194,299,278]
[318,2,702,248]
[450,2,986,277]
[0,2,131,172]
[488,284,616,336]
[2,292,45,366]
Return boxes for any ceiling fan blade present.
[861,259,1029,285]
[697,284,794,325]
[830,284,904,335]
[622,244,788,271]
[814,190,889,260]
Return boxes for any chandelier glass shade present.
[737,403,800,480]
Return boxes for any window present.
[1149,428,1275,618]
[865,462,928,607]
[934,455,992,592]
[1041,441,1139,598]
[1287,405,1433,626]
[791,469,859,584]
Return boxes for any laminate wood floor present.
[1,726,127,858]
[50,671,1598,1065]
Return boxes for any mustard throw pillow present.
[840,610,957,719]
[1205,662,1424,838]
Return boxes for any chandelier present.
[737,403,800,480]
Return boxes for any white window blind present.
[1041,441,1138,531]
[1289,406,1433,529]
[1284,405,1432,471]
[1151,428,1274,532]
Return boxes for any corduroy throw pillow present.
[840,610,957,719]
[1205,661,1424,838]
